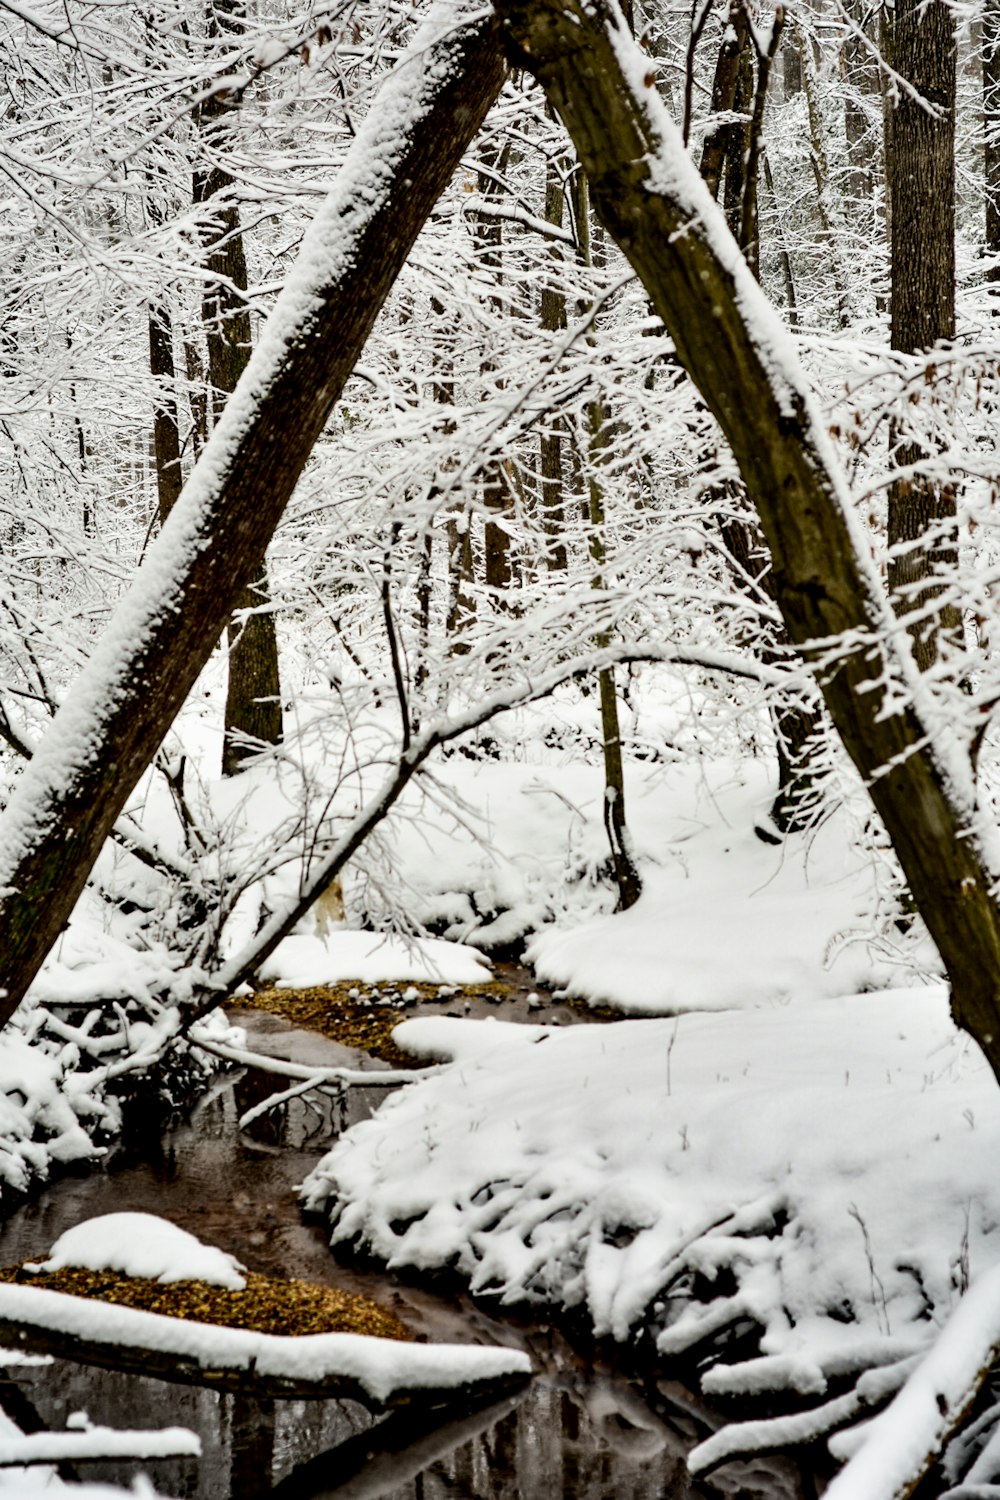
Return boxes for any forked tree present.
[1,0,1000,1096]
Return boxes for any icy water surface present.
[0,993,823,1499]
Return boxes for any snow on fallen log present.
[0,1283,530,1407]
[822,1263,1000,1500]
[0,1423,200,1466]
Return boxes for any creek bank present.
[0,981,822,1497]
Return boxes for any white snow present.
[304,986,998,1383]
[259,931,491,988]
[27,1214,247,1290]
[0,1282,530,1405]
[823,1264,1000,1499]
[0,1425,200,1466]
[525,767,924,1012]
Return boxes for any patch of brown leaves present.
[0,1263,412,1341]
[239,982,509,1068]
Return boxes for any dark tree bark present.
[474,138,514,595]
[0,10,508,1029]
[586,400,642,910]
[539,150,568,570]
[842,0,877,222]
[572,169,641,910]
[987,0,1000,280]
[699,0,751,202]
[885,0,960,672]
[492,0,1000,1081]
[700,8,823,833]
[148,306,184,526]
[193,3,283,775]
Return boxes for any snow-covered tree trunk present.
[0,4,507,1029]
[491,0,1000,1080]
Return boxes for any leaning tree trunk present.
[0,5,507,1029]
[885,0,960,672]
[492,0,1000,1082]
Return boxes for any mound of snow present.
[28,1214,246,1290]
[259,930,491,988]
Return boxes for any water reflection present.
[0,1011,821,1498]
[0,1352,816,1498]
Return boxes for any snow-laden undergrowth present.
[302,990,998,1482]
[0,979,237,1210]
[303,990,988,1355]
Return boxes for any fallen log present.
[0,1283,531,1409]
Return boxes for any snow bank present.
[303,989,994,1369]
[525,766,932,1013]
[28,1214,246,1290]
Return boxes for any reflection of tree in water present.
[0,1353,816,1500]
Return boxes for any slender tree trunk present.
[574,170,641,909]
[796,16,851,327]
[986,0,1000,280]
[184,338,208,460]
[700,0,751,200]
[700,13,823,832]
[539,150,568,570]
[493,0,1000,1083]
[885,0,960,672]
[446,513,476,653]
[842,0,877,223]
[193,3,283,775]
[475,140,514,595]
[0,7,507,1029]
[148,306,183,526]
[586,401,641,910]
[762,154,798,328]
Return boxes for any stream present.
[0,980,825,1499]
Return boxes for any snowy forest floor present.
[5,686,1000,1493]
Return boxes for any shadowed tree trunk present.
[148,306,184,526]
[539,148,569,570]
[194,1,283,775]
[842,0,877,227]
[573,169,641,910]
[0,7,508,1029]
[987,0,1000,281]
[700,6,824,833]
[884,0,959,672]
[493,0,1000,1082]
[475,138,514,596]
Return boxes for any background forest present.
[3,0,993,982]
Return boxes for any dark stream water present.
[0,986,823,1500]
